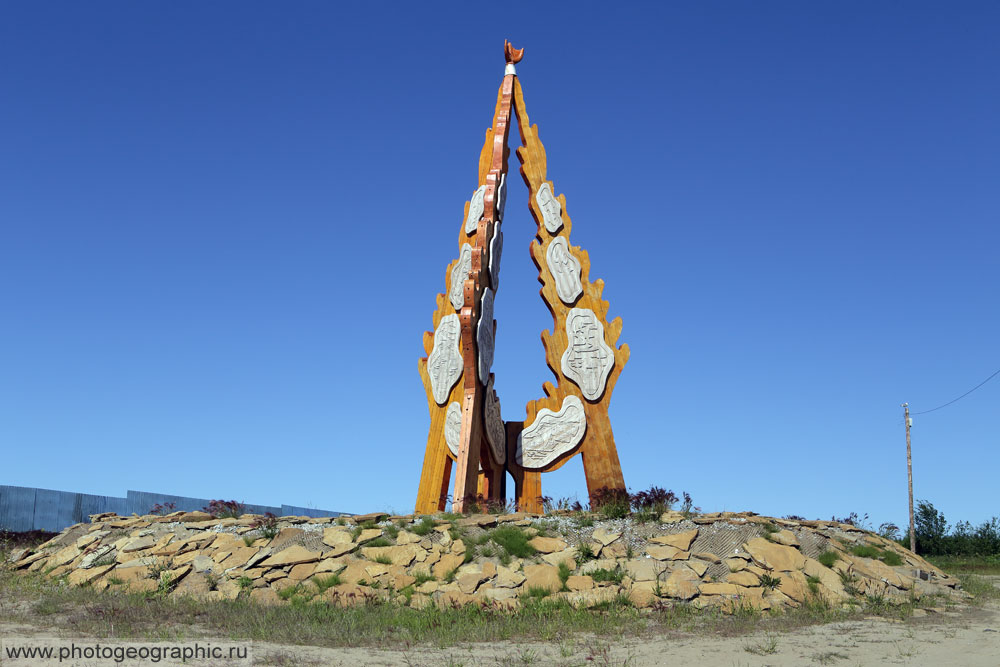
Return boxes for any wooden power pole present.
[903,403,916,553]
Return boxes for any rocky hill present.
[6,509,965,612]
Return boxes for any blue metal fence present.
[0,485,347,533]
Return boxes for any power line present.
[912,367,1000,415]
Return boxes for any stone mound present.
[6,510,966,612]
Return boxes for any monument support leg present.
[452,393,483,512]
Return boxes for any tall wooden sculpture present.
[416,43,629,514]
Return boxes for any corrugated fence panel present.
[0,485,346,532]
[281,504,345,518]
[32,488,68,533]
[0,486,37,532]
[126,490,209,515]
[79,493,127,521]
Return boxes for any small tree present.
[914,500,948,555]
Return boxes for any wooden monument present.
[416,43,629,514]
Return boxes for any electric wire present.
[912,367,1000,415]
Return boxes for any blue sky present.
[2,2,997,528]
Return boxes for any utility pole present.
[903,403,915,553]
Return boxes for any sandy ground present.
[2,586,998,666]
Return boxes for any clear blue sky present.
[2,2,997,528]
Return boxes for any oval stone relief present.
[465,185,486,234]
[496,173,507,221]
[477,288,495,384]
[427,314,463,405]
[516,395,587,469]
[561,308,615,401]
[545,236,583,304]
[535,182,562,233]
[488,227,503,290]
[443,401,483,471]
[449,243,473,311]
[484,378,506,465]
[444,402,462,457]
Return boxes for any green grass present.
[588,566,624,585]
[277,584,306,601]
[954,573,1000,604]
[557,562,571,591]
[761,523,780,535]
[525,586,552,599]
[413,571,435,586]
[849,543,904,566]
[365,538,392,548]
[312,574,341,593]
[383,524,399,540]
[817,550,839,568]
[0,565,952,649]
[881,550,903,566]
[373,555,393,565]
[410,517,436,537]
[575,542,596,565]
[488,527,536,559]
[926,554,1000,575]
[758,574,781,591]
[850,544,882,559]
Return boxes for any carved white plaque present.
[444,401,483,470]
[449,243,472,310]
[484,378,506,465]
[535,182,562,233]
[444,402,462,457]
[561,308,614,401]
[465,185,486,234]
[488,227,503,290]
[496,173,507,221]
[516,395,587,469]
[477,288,495,383]
[545,236,583,304]
[428,314,462,405]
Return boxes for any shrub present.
[149,502,176,516]
[758,573,781,591]
[630,486,677,516]
[203,500,245,519]
[539,496,584,513]
[831,512,871,531]
[877,522,901,541]
[680,491,698,518]
[458,493,509,515]
[249,512,279,540]
[590,487,630,520]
